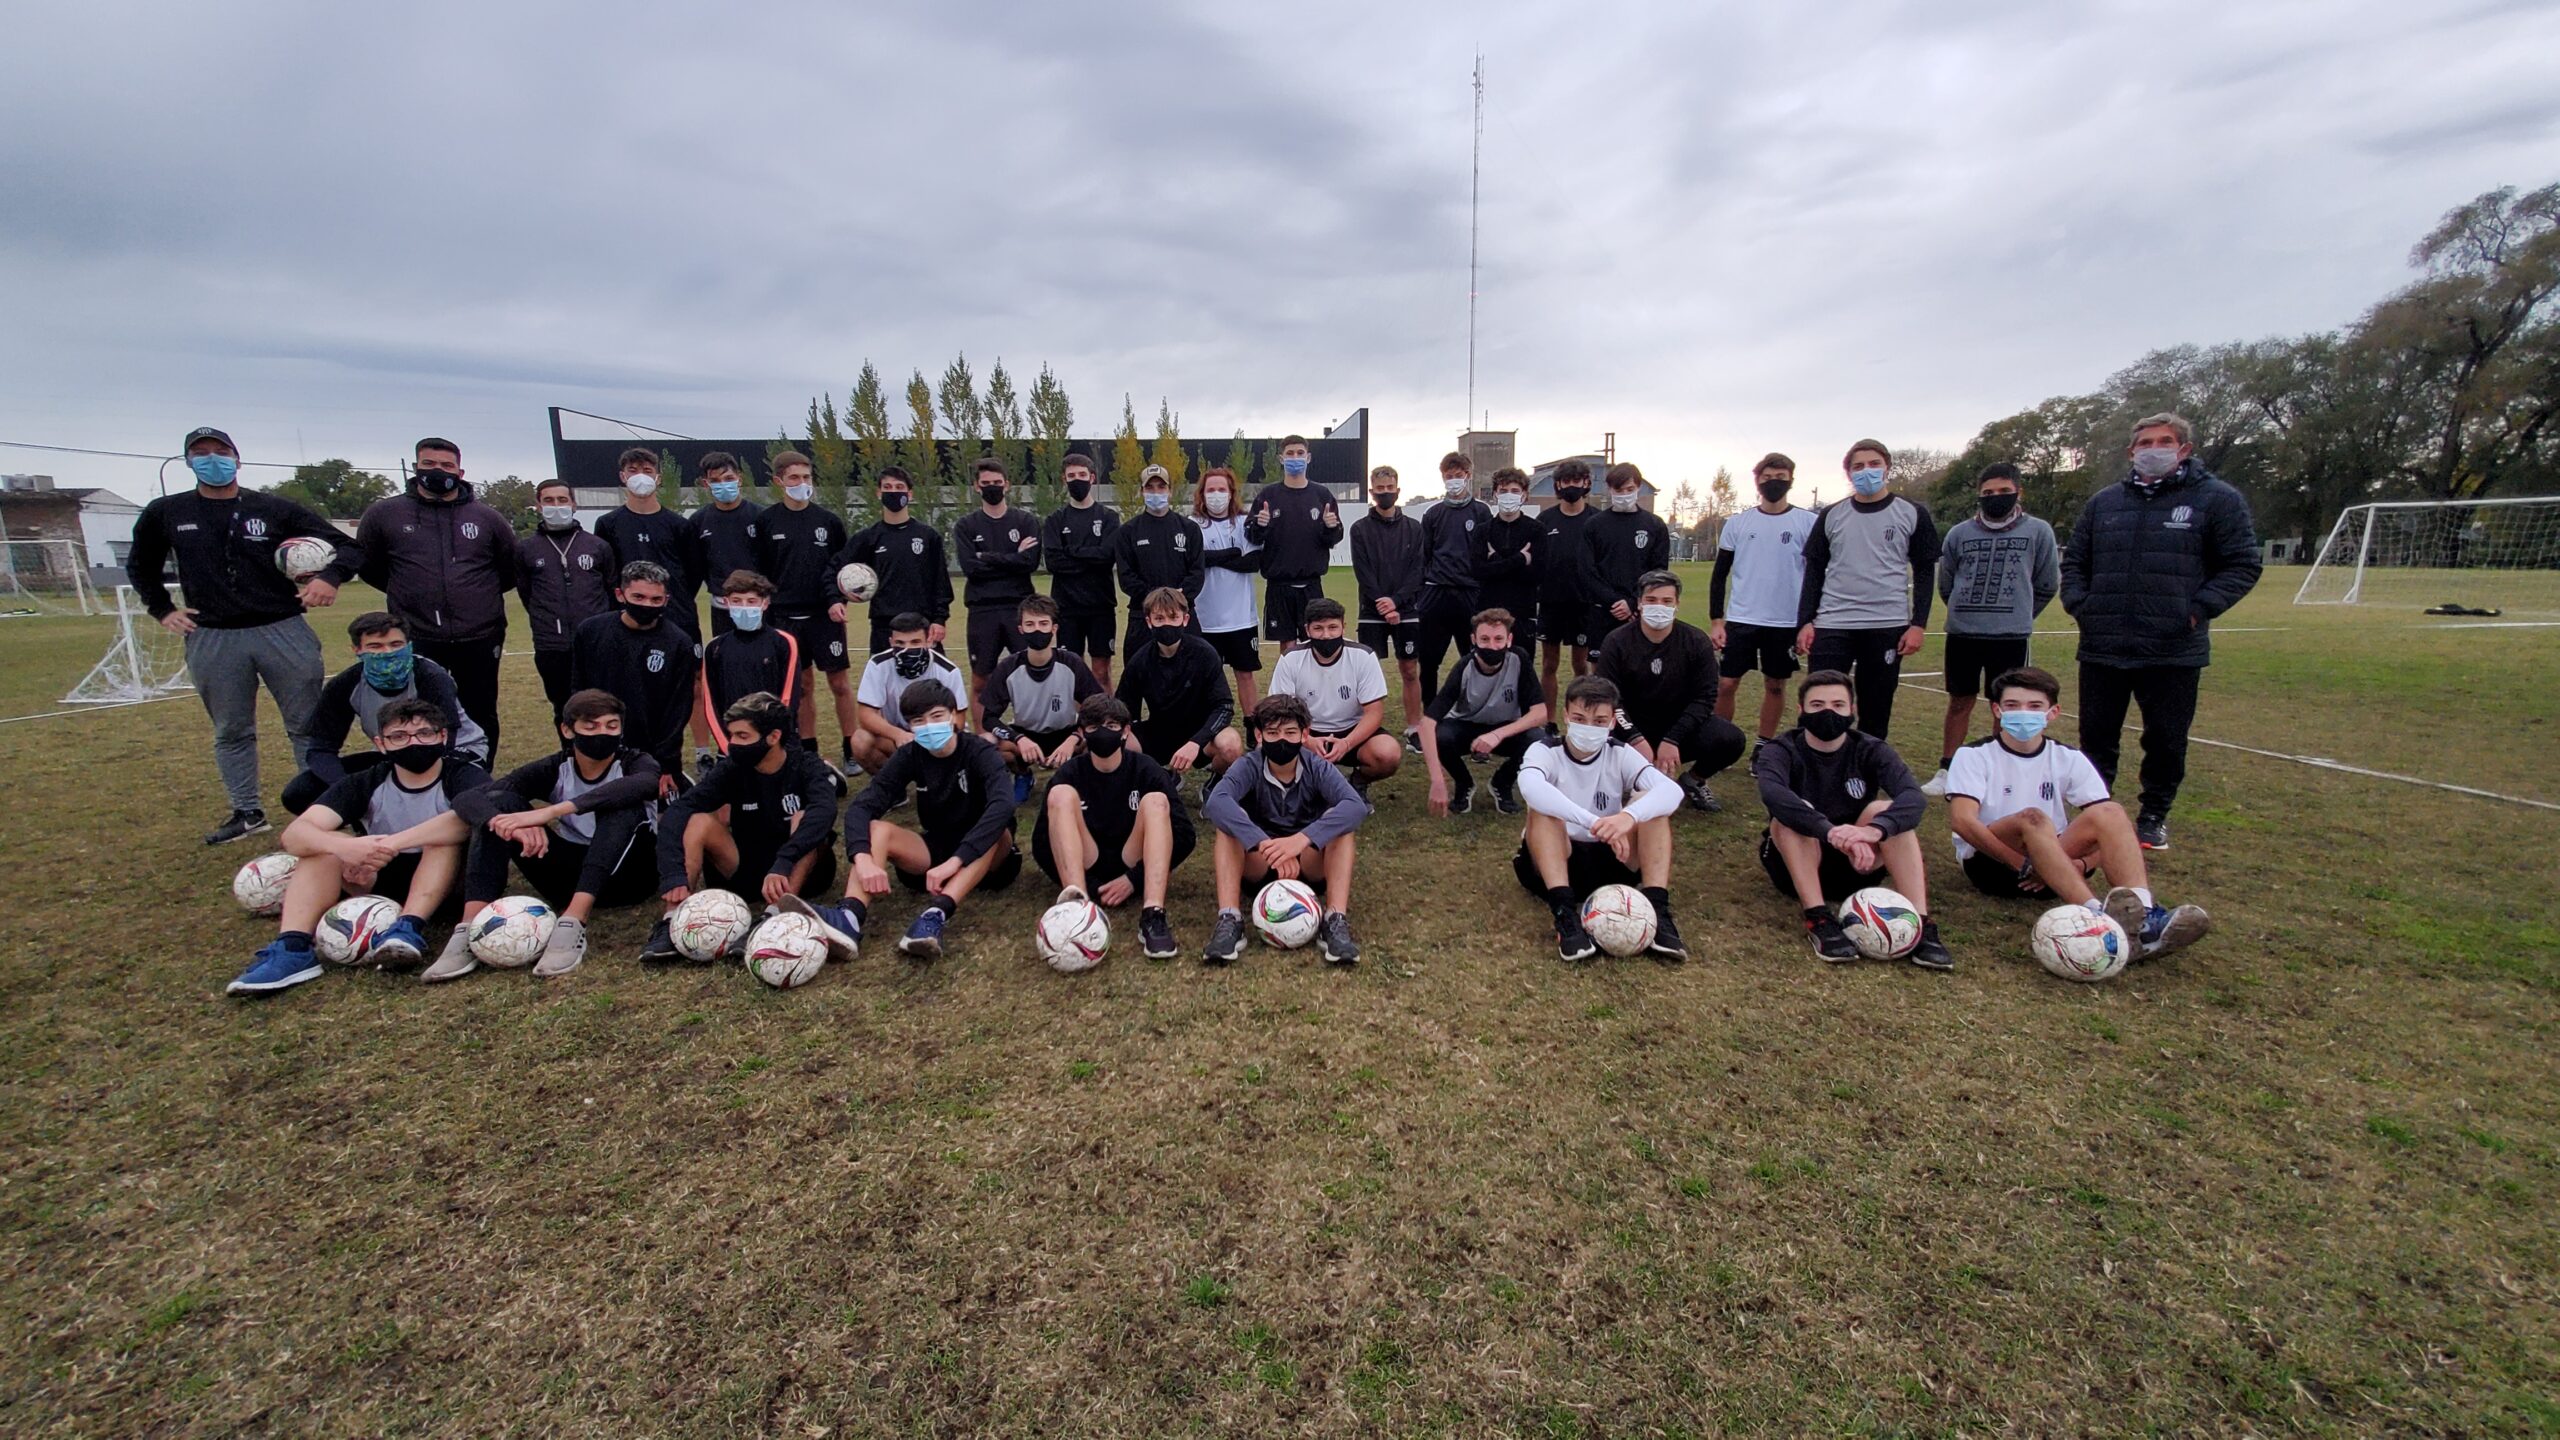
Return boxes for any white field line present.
[0,693,193,725]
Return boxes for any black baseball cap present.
[182,426,237,455]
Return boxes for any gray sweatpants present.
[184,617,326,812]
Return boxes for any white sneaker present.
[533,916,588,978]
[1919,768,1949,799]
[421,927,478,984]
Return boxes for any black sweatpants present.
[463,806,658,908]
[2076,661,2202,817]
[1631,712,1750,781]
[1808,626,1905,741]
[1433,720,1536,799]
[418,628,506,759]
[1415,584,1481,707]
[533,648,575,720]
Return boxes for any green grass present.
[0,569,2555,1434]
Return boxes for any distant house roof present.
[1523,455,1656,503]
[0,487,139,511]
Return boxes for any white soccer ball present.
[1251,879,1322,949]
[468,895,556,967]
[1838,887,1923,961]
[315,894,402,966]
[671,889,756,962]
[1579,884,1658,957]
[2031,905,2131,983]
[743,912,829,989]
[231,852,298,916]
[1036,896,1111,973]
[836,562,880,603]
[275,536,335,580]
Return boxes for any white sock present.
[2133,887,2154,908]
[2084,898,2107,915]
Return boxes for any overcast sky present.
[4,0,2556,510]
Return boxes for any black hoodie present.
[355,480,519,643]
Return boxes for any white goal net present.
[2294,497,2560,614]
[64,585,194,705]
[0,539,100,617]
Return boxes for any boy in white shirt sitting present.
[1513,675,1686,963]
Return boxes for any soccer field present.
[2,569,2554,1436]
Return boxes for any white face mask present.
[1444,478,1470,499]
[1205,490,1231,516]
[539,504,575,528]
[783,482,814,502]
[1640,603,1677,630]
[2131,446,2182,479]
[623,475,657,499]
[1565,720,1612,755]
[1609,490,1639,512]
[1494,492,1524,515]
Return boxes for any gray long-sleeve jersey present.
[1935,514,2058,637]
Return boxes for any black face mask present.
[1474,645,1510,671]
[1084,726,1125,758]
[892,648,930,679]
[1020,628,1054,653]
[1979,492,2019,520]
[1259,737,1300,766]
[1556,484,1590,503]
[1151,623,1187,649]
[1802,709,1855,742]
[570,732,621,761]
[881,491,909,513]
[729,736,772,767]
[1066,478,1093,502]
[979,485,1007,506]
[620,599,665,627]
[1310,634,1345,661]
[1370,491,1397,510]
[385,742,443,776]
[1758,479,1792,503]
[418,471,460,496]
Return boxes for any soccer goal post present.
[63,585,195,706]
[0,538,100,617]
[2293,496,2560,613]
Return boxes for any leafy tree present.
[1708,465,1738,519]
[848,361,896,495]
[1112,395,1147,514]
[983,359,1030,510]
[1027,363,1074,495]
[267,458,393,518]
[659,449,685,507]
[802,393,855,518]
[479,474,539,534]
[1222,430,1254,487]
[938,353,983,488]
[1150,399,1189,495]
[899,370,945,529]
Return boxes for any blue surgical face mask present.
[1143,491,1171,514]
[361,645,415,693]
[1998,709,2050,742]
[727,605,764,631]
[1281,455,1309,477]
[709,479,742,505]
[189,454,239,487]
[911,721,956,753]
[1849,466,1888,497]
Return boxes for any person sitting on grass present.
[1113,586,1246,782]
[977,593,1104,806]
[1200,693,1372,967]
[281,610,489,813]
[1753,670,1951,970]
[442,688,664,982]
[848,611,968,775]
[1420,606,1549,817]
[1031,695,1192,961]
[228,699,488,996]
[1944,666,2210,961]
[1266,597,1401,797]
[640,692,841,963]
[1514,675,1686,963]
[1594,569,1747,812]
[789,679,1020,963]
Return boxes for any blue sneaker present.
[367,916,427,971]
[227,938,324,996]
[897,905,947,961]
[1012,770,1035,806]
[775,894,861,962]
[2138,903,2212,962]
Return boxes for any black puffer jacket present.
[2060,462,2261,667]
[355,481,518,642]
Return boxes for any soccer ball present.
[671,889,755,962]
[275,536,335,579]
[1838,887,1922,960]
[231,852,298,916]
[1251,879,1322,948]
[2031,906,2131,982]
[1036,896,1110,973]
[836,562,880,603]
[1579,884,1658,957]
[468,895,556,967]
[315,895,402,965]
[743,913,828,988]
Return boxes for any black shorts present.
[776,610,853,674]
[711,845,839,900]
[1001,728,1077,767]
[1357,618,1421,660]
[966,604,1023,676]
[1057,607,1117,660]
[1943,634,2031,698]
[1031,810,1198,889]
[1717,622,1799,681]
[892,844,1022,894]
[1583,610,1624,654]
[1511,838,1638,899]
[1201,627,1263,674]
[1960,850,2033,898]
[357,851,459,921]
[1263,579,1325,643]
[1758,830,1884,905]
[1539,597,1592,649]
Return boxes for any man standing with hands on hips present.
[127,426,360,845]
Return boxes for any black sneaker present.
[1680,775,1721,813]
[1203,911,1245,966]
[1647,909,1687,963]
[1447,784,1474,816]
[1555,908,1599,963]
[2136,811,2170,851]
[1350,774,1374,805]
[1317,911,1359,966]
[637,917,683,963]
[205,808,270,846]
[1907,919,1955,971]
[1491,783,1521,815]
[1403,729,1423,755]
[1808,914,1859,963]
[1139,906,1179,961]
